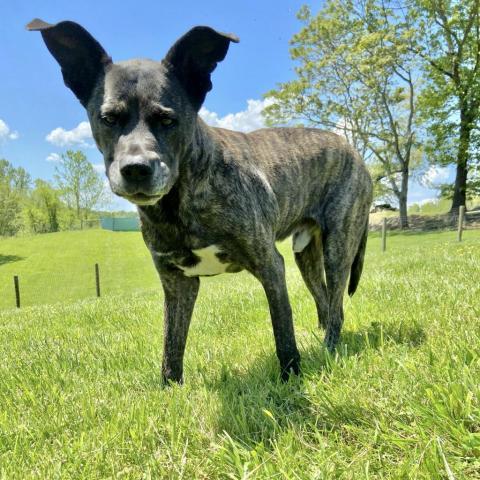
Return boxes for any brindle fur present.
[29,19,373,382]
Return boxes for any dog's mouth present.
[122,192,163,206]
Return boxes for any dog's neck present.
[190,117,217,171]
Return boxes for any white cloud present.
[46,152,62,163]
[46,121,93,147]
[0,119,19,141]
[199,98,274,133]
[42,100,272,149]
[421,165,450,187]
[93,163,105,173]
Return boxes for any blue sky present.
[0,0,449,210]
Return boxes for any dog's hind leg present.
[322,235,350,352]
[293,226,329,329]
[322,220,365,351]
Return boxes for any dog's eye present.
[149,112,176,129]
[101,114,118,127]
[159,117,175,127]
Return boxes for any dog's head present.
[28,19,238,206]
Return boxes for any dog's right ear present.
[27,19,112,107]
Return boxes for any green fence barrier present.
[100,217,140,231]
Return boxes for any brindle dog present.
[28,19,373,383]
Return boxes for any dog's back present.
[208,125,372,240]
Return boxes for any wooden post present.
[382,218,387,252]
[458,205,465,242]
[13,275,20,308]
[95,263,101,297]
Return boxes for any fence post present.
[13,275,20,308]
[457,205,465,242]
[382,218,387,252]
[95,263,101,297]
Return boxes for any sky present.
[0,0,452,211]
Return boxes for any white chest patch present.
[179,245,230,277]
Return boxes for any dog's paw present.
[280,356,301,382]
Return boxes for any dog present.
[28,19,373,383]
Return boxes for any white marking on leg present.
[293,228,312,253]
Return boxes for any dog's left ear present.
[163,26,239,111]
[27,18,112,107]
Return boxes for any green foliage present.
[54,150,109,221]
[0,152,120,237]
[24,179,62,234]
[413,0,480,206]
[264,0,421,226]
[439,175,480,201]
[0,159,31,236]
[408,197,452,215]
[408,196,480,215]
[0,229,479,477]
[266,0,480,210]
[468,164,480,197]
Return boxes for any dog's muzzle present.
[110,154,171,205]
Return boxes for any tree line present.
[0,151,108,236]
[264,0,480,228]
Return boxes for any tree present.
[264,0,420,228]
[0,159,31,236]
[413,0,480,212]
[25,179,62,233]
[54,150,107,226]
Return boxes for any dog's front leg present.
[254,248,301,380]
[159,270,200,384]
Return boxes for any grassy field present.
[0,229,479,478]
[0,230,160,310]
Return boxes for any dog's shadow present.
[208,320,426,447]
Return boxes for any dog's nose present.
[120,161,153,181]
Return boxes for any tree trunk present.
[450,108,473,213]
[398,196,408,229]
[398,167,409,229]
[450,157,468,213]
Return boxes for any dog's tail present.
[348,220,369,297]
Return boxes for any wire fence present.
[0,261,161,311]
[369,207,480,233]
[370,206,480,252]
[4,265,159,309]
[0,228,160,311]
[1,208,479,311]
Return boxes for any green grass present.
[0,229,479,478]
[0,230,160,309]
